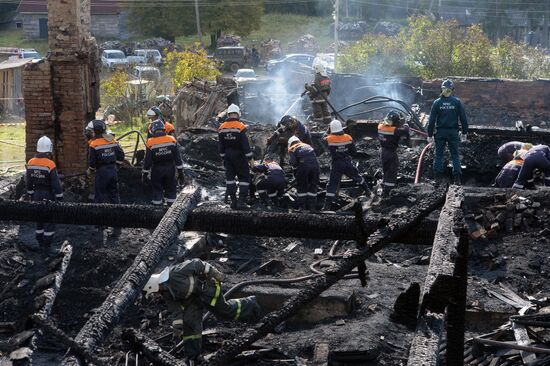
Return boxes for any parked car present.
[134,49,162,65]
[131,65,161,81]
[234,68,257,83]
[1,48,41,62]
[215,46,248,73]
[101,50,128,70]
[266,53,315,74]
[127,55,146,65]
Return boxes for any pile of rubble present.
[287,34,320,54]
[373,21,402,36]
[332,21,369,40]
[259,39,282,61]
[216,35,242,47]
[324,40,349,53]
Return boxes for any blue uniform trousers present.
[256,174,286,201]
[433,128,461,176]
[32,190,56,244]
[381,147,398,189]
[514,152,550,188]
[325,158,364,203]
[94,165,120,204]
[224,149,250,198]
[151,163,177,205]
[296,162,319,207]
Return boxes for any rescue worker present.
[323,120,371,210]
[251,155,287,205]
[26,136,63,248]
[88,120,125,203]
[497,141,533,164]
[427,79,469,185]
[288,136,320,210]
[495,149,526,188]
[218,104,253,210]
[84,120,97,201]
[142,120,185,206]
[266,115,312,166]
[513,145,550,189]
[144,259,261,365]
[304,64,332,124]
[377,111,410,195]
[147,106,176,137]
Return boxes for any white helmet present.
[227,104,240,117]
[143,267,170,297]
[314,63,326,75]
[330,120,343,133]
[288,135,300,147]
[37,136,53,153]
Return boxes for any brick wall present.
[23,61,55,161]
[421,78,550,126]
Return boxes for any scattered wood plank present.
[312,342,329,366]
[512,323,537,363]
[122,328,186,366]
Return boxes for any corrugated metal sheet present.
[0,59,32,71]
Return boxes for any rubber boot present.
[453,174,462,186]
[229,193,238,210]
[235,195,247,210]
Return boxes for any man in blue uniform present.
[88,120,125,203]
[513,145,550,189]
[218,104,253,210]
[378,111,410,196]
[144,259,261,366]
[288,136,320,210]
[427,79,469,185]
[266,115,311,167]
[251,156,287,205]
[26,136,64,248]
[147,106,176,137]
[142,120,185,206]
[497,141,532,164]
[495,150,526,188]
[322,120,371,210]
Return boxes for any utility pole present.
[334,0,339,71]
[194,0,202,44]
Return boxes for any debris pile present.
[287,34,320,54]
[333,21,369,40]
[373,21,402,36]
[259,39,282,61]
[216,35,242,47]
[324,40,349,53]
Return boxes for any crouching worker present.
[26,136,63,249]
[144,259,261,366]
[323,120,371,210]
[142,120,185,206]
[288,136,320,210]
[251,155,287,206]
[497,141,532,164]
[377,111,410,196]
[495,150,526,188]
[513,145,550,189]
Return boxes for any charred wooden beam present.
[62,186,201,365]
[0,200,437,243]
[407,313,445,366]
[122,328,186,366]
[205,191,446,365]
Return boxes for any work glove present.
[248,159,255,169]
[209,266,225,282]
[86,168,94,177]
[427,136,434,144]
[172,319,183,339]
[141,172,150,185]
[177,169,185,186]
[460,133,468,143]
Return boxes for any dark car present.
[266,53,315,75]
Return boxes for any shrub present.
[165,47,221,90]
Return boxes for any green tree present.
[165,48,221,90]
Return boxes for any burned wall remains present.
[24,0,100,174]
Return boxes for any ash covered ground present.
[1,122,550,365]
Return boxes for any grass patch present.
[0,29,49,55]
[0,124,26,172]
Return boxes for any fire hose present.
[415,142,433,184]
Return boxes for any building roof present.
[18,0,119,15]
[0,58,32,71]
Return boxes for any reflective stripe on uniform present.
[93,143,118,150]
[297,193,307,197]
[513,183,524,189]
[210,281,221,307]
[173,319,184,326]
[44,232,54,237]
[219,128,242,133]
[383,182,396,187]
[204,263,211,274]
[239,182,250,186]
[185,276,195,299]
[152,200,163,205]
[226,180,236,185]
[234,299,242,320]
[27,190,34,195]
[268,192,277,198]
[150,142,176,149]
[257,189,267,194]
[307,192,317,197]
[325,192,335,197]
[166,198,176,203]
[182,334,202,341]
[55,193,64,198]
[36,230,44,234]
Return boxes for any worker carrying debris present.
[377,111,410,196]
[88,120,125,204]
[513,145,550,189]
[25,136,64,249]
[218,104,254,210]
[142,120,185,206]
[144,259,261,366]
[266,115,312,167]
[288,135,320,210]
[304,64,332,124]
[495,149,527,188]
[323,120,371,210]
[251,155,287,206]
[427,79,469,185]
[147,106,176,137]
[497,141,533,164]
